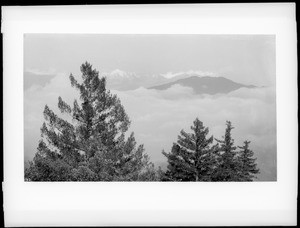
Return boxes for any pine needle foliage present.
[162,120,260,182]
[25,62,158,181]
[162,118,215,181]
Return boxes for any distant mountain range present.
[24,68,258,95]
[105,70,257,94]
[105,69,167,91]
[105,70,220,91]
[148,76,256,95]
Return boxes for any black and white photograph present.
[3,4,297,226]
[24,34,276,182]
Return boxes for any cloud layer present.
[161,70,217,79]
[24,72,276,181]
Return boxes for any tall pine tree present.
[212,121,239,181]
[162,118,215,181]
[25,62,155,181]
[236,140,260,181]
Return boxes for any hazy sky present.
[24,34,276,181]
[24,34,275,86]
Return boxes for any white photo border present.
[3,3,297,226]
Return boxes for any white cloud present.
[25,67,57,75]
[128,85,195,100]
[161,70,217,79]
[113,85,276,180]
[104,69,139,79]
[24,72,78,161]
[24,73,276,181]
[160,71,183,79]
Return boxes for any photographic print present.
[4,4,297,227]
[24,34,276,182]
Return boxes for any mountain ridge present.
[148,76,256,95]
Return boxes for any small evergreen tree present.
[236,140,260,181]
[162,118,215,181]
[25,62,154,181]
[212,121,239,181]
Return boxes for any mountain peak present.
[108,69,139,79]
[149,76,256,95]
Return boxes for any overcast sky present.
[24,34,275,86]
[24,34,276,181]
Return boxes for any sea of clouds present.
[24,72,276,181]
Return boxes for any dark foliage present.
[162,119,259,182]
[25,62,159,181]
